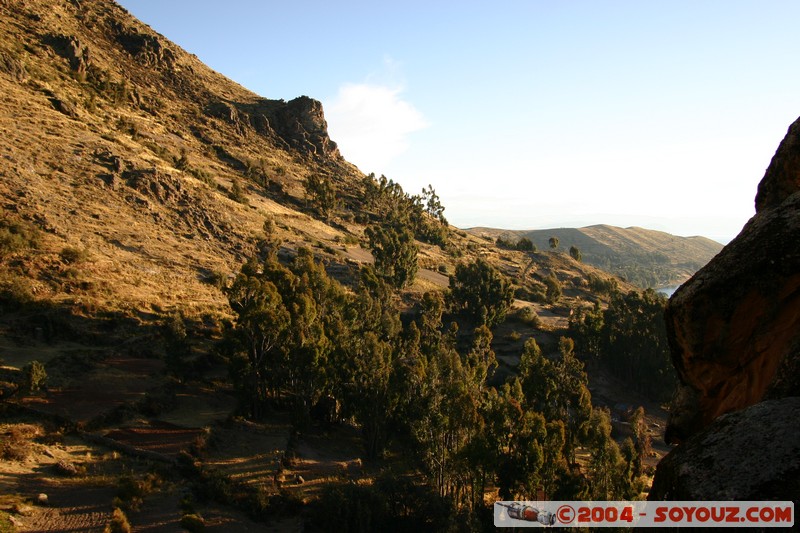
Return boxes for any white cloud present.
[324,83,428,173]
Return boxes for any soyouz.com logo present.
[494,501,795,528]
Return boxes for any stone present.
[653,115,800,500]
[650,398,800,500]
[664,117,800,443]
[756,117,800,212]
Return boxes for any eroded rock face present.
[756,118,800,212]
[204,96,340,160]
[269,96,340,159]
[664,117,800,444]
[650,398,800,500]
[652,117,800,501]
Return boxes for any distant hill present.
[466,225,723,288]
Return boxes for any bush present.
[513,306,540,328]
[180,513,205,532]
[0,218,40,253]
[202,270,227,290]
[115,473,162,512]
[587,273,619,296]
[59,246,89,264]
[0,510,14,532]
[104,508,132,533]
[0,276,34,310]
[229,179,249,205]
[1,426,33,461]
[543,274,562,304]
[22,361,47,394]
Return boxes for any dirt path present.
[417,268,449,287]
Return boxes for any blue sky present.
[117,1,800,243]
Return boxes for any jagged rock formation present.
[652,116,800,500]
[205,95,340,158]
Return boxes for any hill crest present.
[466,224,723,288]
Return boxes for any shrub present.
[543,274,562,304]
[180,513,205,532]
[0,219,40,254]
[587,273,619,296]
[1,426,32,461]
[513,306,540,328]
[229,179,249,205]
[104,508,132,533]
[22,361,47,394]
[59,246,89,264]
[202,270,227,290]
[188,166,214,186]
[174,149,190,171]
[0,276,34,309]
[115,473,162,512]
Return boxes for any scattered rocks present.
[44,33,90,77]
[115,27,175,69]
[124,168,185,204]
[0,51,28,81]
[49,96,78,118]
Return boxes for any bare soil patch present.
[104,420,205,458]
[281,424,365,501]
[19,355,164,424]
[204,420,291,488]
[156,386,237,428]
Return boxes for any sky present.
[116,1,800,243]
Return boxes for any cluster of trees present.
[569,289,676,402]
[362,174,448,247]
[223,244,645,518]
[496,236,535,252]
[304,174,339,220]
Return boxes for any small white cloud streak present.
[325,83,428,173]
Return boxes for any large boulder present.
[664,117,800,444]
[652,116,800,501]
[650,398,800,500]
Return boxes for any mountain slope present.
[467,224,723,288]
[0,0,364,317]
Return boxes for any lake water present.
[656,286,680,297]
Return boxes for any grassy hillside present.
[468,224,723,288]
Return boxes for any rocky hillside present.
[468,225,723,289]
[0,0,375,317]
[0,0,639,323]
[650,116,800,500]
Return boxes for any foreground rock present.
[664,117,800,443]
[652,116,800,501]
[650,398,800,499]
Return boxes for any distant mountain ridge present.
[466,224,723,289]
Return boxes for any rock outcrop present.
[650,398,800,500]
[205,96,340,160]
[652,117,800,500]
[664,117,800,443]
[267,96,340,159]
